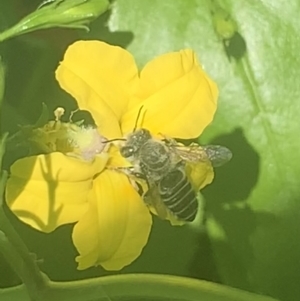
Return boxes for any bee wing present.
[173,144,209,163]
[162,143,214,192]
[202,145,232,167]
[173,143,232,167]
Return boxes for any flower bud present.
[0,0,110,42]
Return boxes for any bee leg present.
[113,166,150,187]
[113,166,151,199]
[113,166,144,179]
[158,133,176,145]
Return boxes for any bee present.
[119,129,231,222]
[117,108,232,222]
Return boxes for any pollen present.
[67,125,108,161]
[22,107,108,161]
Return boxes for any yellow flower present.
[6,41,218,270]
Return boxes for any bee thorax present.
[139,141,171,179]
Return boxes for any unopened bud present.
[0,0,110,42]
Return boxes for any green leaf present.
[0,57,5,108]
[108,1,300,300]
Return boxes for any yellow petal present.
[6,153,108,232]
[121,49,218,138]
[186,161,214,190]
[56,40,139,138]
[72,170,152,270]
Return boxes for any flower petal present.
[72,170,152,270]
[56,40,139,138]
[186,161,214,190]
[121,49,218,138]
[6,153,108,232]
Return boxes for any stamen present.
[54,107,65,121]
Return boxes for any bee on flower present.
[6,40,225,271]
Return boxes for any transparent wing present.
[173,144,209,162]
[202,145,232,167]
[172,143,232,167]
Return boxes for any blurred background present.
[1,1,300,301]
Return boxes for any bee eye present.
[120,146,135,158]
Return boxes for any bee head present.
[120,129,151,158]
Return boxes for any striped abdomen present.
[158,168,198,222]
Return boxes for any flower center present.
[22,107,108,161]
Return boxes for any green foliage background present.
[1,1,299,301]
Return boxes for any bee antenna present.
[103,138,126,143]
[133,105,145,132]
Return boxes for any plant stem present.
[0,135,48,300]
[0,274,280,301]
[0,230,47,301]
